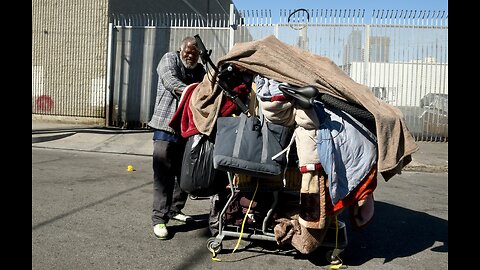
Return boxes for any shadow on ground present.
[203,201,448,266]
[162,201,447,267]
[305,201,448,266]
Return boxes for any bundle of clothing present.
[177,35,418,254]
[189,35,418,179]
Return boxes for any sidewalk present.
[32,120,448,173]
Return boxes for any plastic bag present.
[180,134,228,197]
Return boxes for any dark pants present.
[152,139,188,226]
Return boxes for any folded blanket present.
[274,215,332,254]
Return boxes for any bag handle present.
[232,113,247,158]
[261,118,269,163]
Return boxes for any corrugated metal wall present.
[109,8,448,141]
[32,0,109,119]
[108,13,231,128]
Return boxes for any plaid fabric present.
[148,52,205,133]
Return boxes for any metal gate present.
[108,13,232,128]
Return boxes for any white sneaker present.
[153,224,169,240]
[172,212,193,223]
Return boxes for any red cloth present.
[168,83,200,138]
[169,82,252,137]
[270,95,288,101]
[298,163,322,173]
[325,165,378,215]
[219,83,251,116]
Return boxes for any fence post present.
[105,22,114,127]
[363,24,370,86]
[229,3,235,51]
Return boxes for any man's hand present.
[172,89,182,100]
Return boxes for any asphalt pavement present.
[32,119,448,269]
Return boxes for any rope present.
[329,215,344,269]
[232,178,259,253]
[210,178,260,261]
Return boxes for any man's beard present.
[182,58,198,69]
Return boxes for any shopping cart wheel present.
[189,194,198,200]
[206,237,222,253]
[325,249,343,265]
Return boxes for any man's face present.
[180,42,200,69]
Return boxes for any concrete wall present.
[349,62,448,107]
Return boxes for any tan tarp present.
[190,35,418,180]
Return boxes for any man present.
[148,36,206,240]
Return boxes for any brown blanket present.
[190,35,419,180]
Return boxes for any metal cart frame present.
[206,171,348,264]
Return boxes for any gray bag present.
[213,113,292,178]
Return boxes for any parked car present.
[419,93,448,139]
[420,93,448,113]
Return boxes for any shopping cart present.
[206,161,348,264]
[194,34,351,265]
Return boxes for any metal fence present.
[232,8,449,141]
[109,7,447,141]
[32,2,447,141]
[108,13,232,128]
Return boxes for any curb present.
[32,128,447,174]
[32,132,77,143]
[403,164,448,173]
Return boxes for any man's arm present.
[158,53,187,99]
